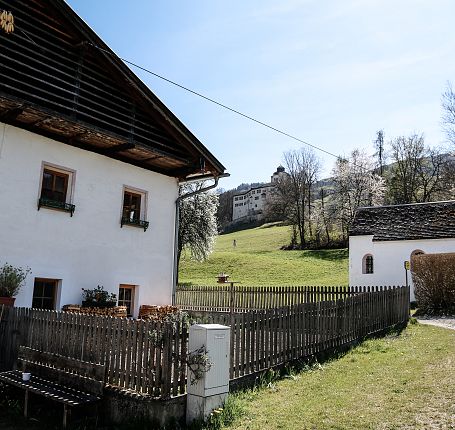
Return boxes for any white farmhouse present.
[232,166,287,222]
[0,0,225,316]
[349,201,455,301]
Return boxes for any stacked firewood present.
[62,304,127,318]
[138,305,180,321]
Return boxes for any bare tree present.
[263,187,288,222]
[303,151,321,240]
[310,198,331,247]
[387,134,424,204]
[387,134,451,203]
[442,82,455,147]
[216,187,234,230]
[417,149,453,202]
[280,147,321,248]
[332,149,385,241]
[281,150,306,247]
[319,188,331,244]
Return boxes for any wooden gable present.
[0,0,225,179]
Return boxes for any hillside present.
[179,223,349,286]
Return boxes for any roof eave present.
[52,0,226,177]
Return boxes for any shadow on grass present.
[298,248,348,261]
[257,222,286,229]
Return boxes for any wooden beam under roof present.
[101,142,135,154]
[0,0,226,179]
[0,106,24,121]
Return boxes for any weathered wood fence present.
[189,286,410,379]
[0,308,187,398]
[0,286,409,399]
[176,284,382,311]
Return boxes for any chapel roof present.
[350,200,455,241]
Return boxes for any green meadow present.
[225,324,455,430]
[179,224,348,286]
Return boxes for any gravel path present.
[416,316,455,330]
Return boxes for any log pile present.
[62,304,127,317]
[138,305,180,321]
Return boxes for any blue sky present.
[67,0,455,189]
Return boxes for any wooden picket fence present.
[0,308,187,399]
[189,286,410,379]
[0,286,409,399]
[176,284,367,311]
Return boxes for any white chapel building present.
[0,0,225,316]
[349,201,455,301]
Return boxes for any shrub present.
[0,263,31,297]
[81,285,117,308]
[411,253,455,315]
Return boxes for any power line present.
[88,43,344,161]
[14,25,367,170]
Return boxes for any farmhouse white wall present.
[349,235,455,301]
[0,124,178,316]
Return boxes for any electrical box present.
[186,323,230,424]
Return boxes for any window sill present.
[121,217,149,232]
[37,198,75,216]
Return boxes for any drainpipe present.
[172,173,229,304]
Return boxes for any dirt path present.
[416,316,455,330]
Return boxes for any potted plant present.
[81,285,117,308]
[0,263,31,307]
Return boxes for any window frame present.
[118,284,136,317]
[39,162,76,204]
[362,254,374,274]
[38,162,76,214]
[41,168,69,203]
[32,278,59,310]
[121,185,149,231]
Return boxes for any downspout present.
[172,175,224,305]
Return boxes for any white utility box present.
[186,324,230,424]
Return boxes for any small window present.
[362,254,374,274]
[118,284,135,317]
[123,190,142,221]
[121,187,149,231]
[32,278,58,310]
[41,169,69,203]
[38,164,75,215]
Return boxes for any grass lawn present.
[179,224,348,286]
[1,324,453,430]
[224,323,455,430]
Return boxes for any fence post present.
[229,282,235,317]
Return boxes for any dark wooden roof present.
[350,201,455,241]
[0,0,225,179]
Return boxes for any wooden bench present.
[0,346,106,428]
